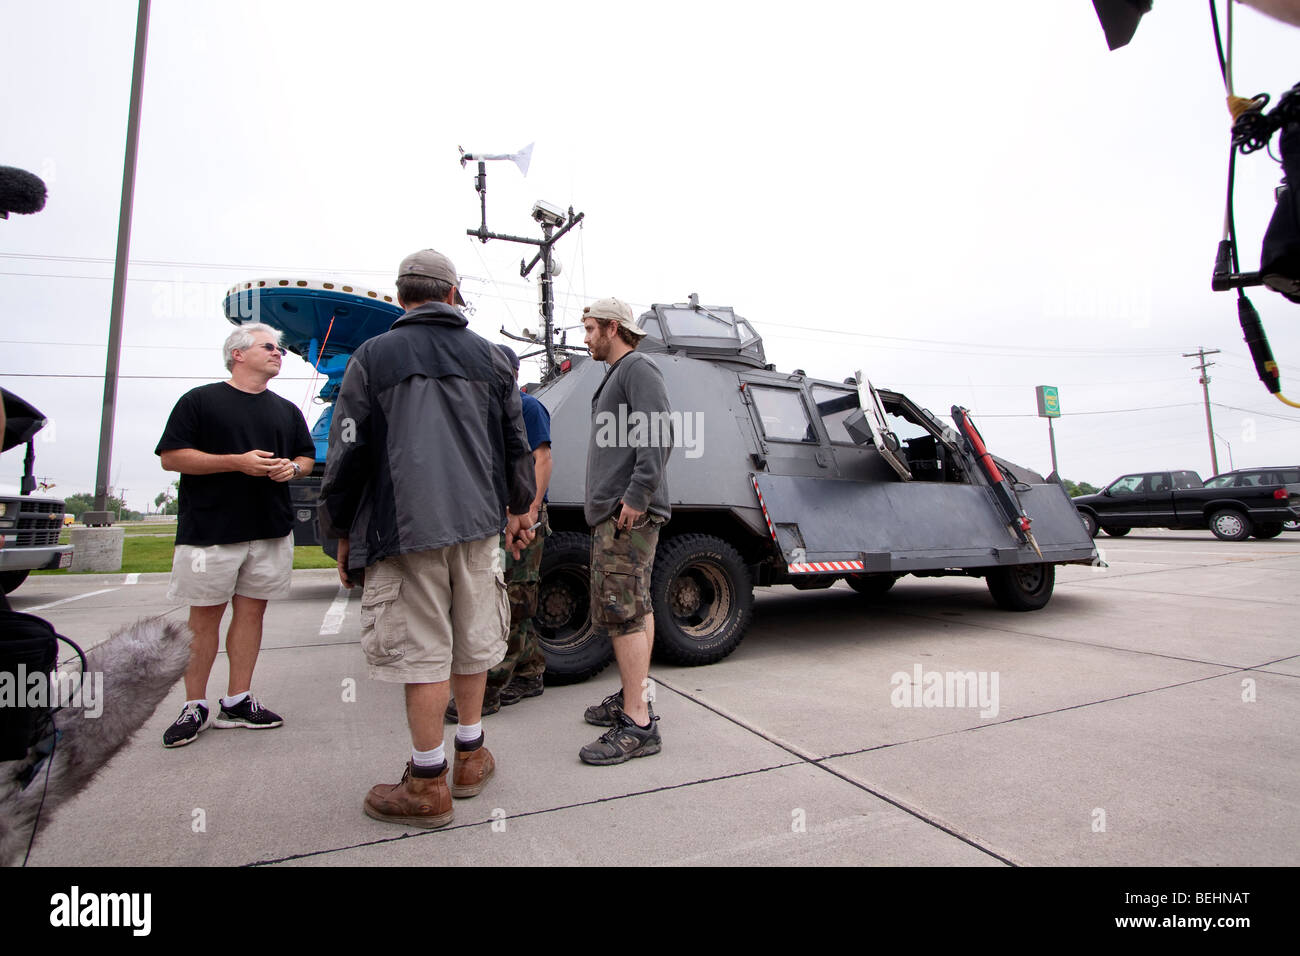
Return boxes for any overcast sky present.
[3,0,1299,510]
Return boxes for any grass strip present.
[37,529,336,574]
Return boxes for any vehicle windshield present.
[1108,475,1143,495]
[1202,475,1235,488]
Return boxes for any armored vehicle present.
[224,284,1097,684]
[530,297,1098,681]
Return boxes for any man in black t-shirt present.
[154,322,315,749]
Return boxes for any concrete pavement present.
[8,529,1298,867]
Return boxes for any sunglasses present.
[244,343,287,356]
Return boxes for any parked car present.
[1,388,73,593]
[1073,467,1300,540]
[1202,467,1300,538]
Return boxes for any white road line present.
[25,588,120,613]
[319,588,351,635]
[124,573,140,585]
[1109,548,1300,557]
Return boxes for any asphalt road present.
[7,529,1298,867]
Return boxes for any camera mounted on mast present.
[458,144,585,383]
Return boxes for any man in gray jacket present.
[318,248,535,827]
[578,296,672,765]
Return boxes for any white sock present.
[221,691,250,708]
[456,721,482,744]
[412,744,446,769]
[185,698,208,710]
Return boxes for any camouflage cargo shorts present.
[590,512,663,637]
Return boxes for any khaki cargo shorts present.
[590,514,663,637]
[359,535,509,683]
[167,533,294,604]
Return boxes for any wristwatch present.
[291,462,302,478]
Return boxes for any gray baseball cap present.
[582,296,646,337]
[398,248,466,306]
[497,344,520,370]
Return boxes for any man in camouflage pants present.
[577,297,672,765]
[447,345,552,719]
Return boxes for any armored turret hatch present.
[638,294,766,368]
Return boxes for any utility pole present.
[89,0,150,526]
[1184,347,1221,476]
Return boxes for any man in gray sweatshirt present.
[578,297,672,765]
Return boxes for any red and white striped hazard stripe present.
[750,476,780,545]
[787,560,866,574]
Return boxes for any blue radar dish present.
[223,278,404,463]
[222,278,403,360]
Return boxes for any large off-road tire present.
[1078,511,1098,538]
[534,531,610,684]
[650,534,754,666]
[846,573,899,598]
[1209,509,1251,541]
[985,563,1055,611]
[0,570,30,594]
[1101,526,1130,537]
[1251,523,1283,540]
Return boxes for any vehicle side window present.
[748,385,816,443]
[1202,475,1235,489]
[809,385,858,444]
[1109,475,1143,495]
[1277,469,1300,483]
[1147,474,1170,493]
[1240,473,1262,486]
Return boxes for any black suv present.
[1203,466,1300,533]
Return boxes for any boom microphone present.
[0,166,48,218]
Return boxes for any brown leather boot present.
[364,761,454,828]
[450,738,495,799]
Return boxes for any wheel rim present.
[668,561,733,638]
[1013,564,1045,594]
[1215,513,1245,538]
[536,564,591,648]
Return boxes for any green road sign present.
[1036,385,1060,418]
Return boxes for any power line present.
[0,338,215,351]
[1212,402,1300,422]
[758,325,1180,358]
[0,372,318,381]
[0,251,396,276]
[975,402,1201,418]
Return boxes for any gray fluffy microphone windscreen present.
[0,166,48,218]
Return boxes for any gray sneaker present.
[584,689,624,727]
[579,712,662,765]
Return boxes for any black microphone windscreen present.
[0,166,48,217]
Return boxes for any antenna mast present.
[459,145,584,383]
